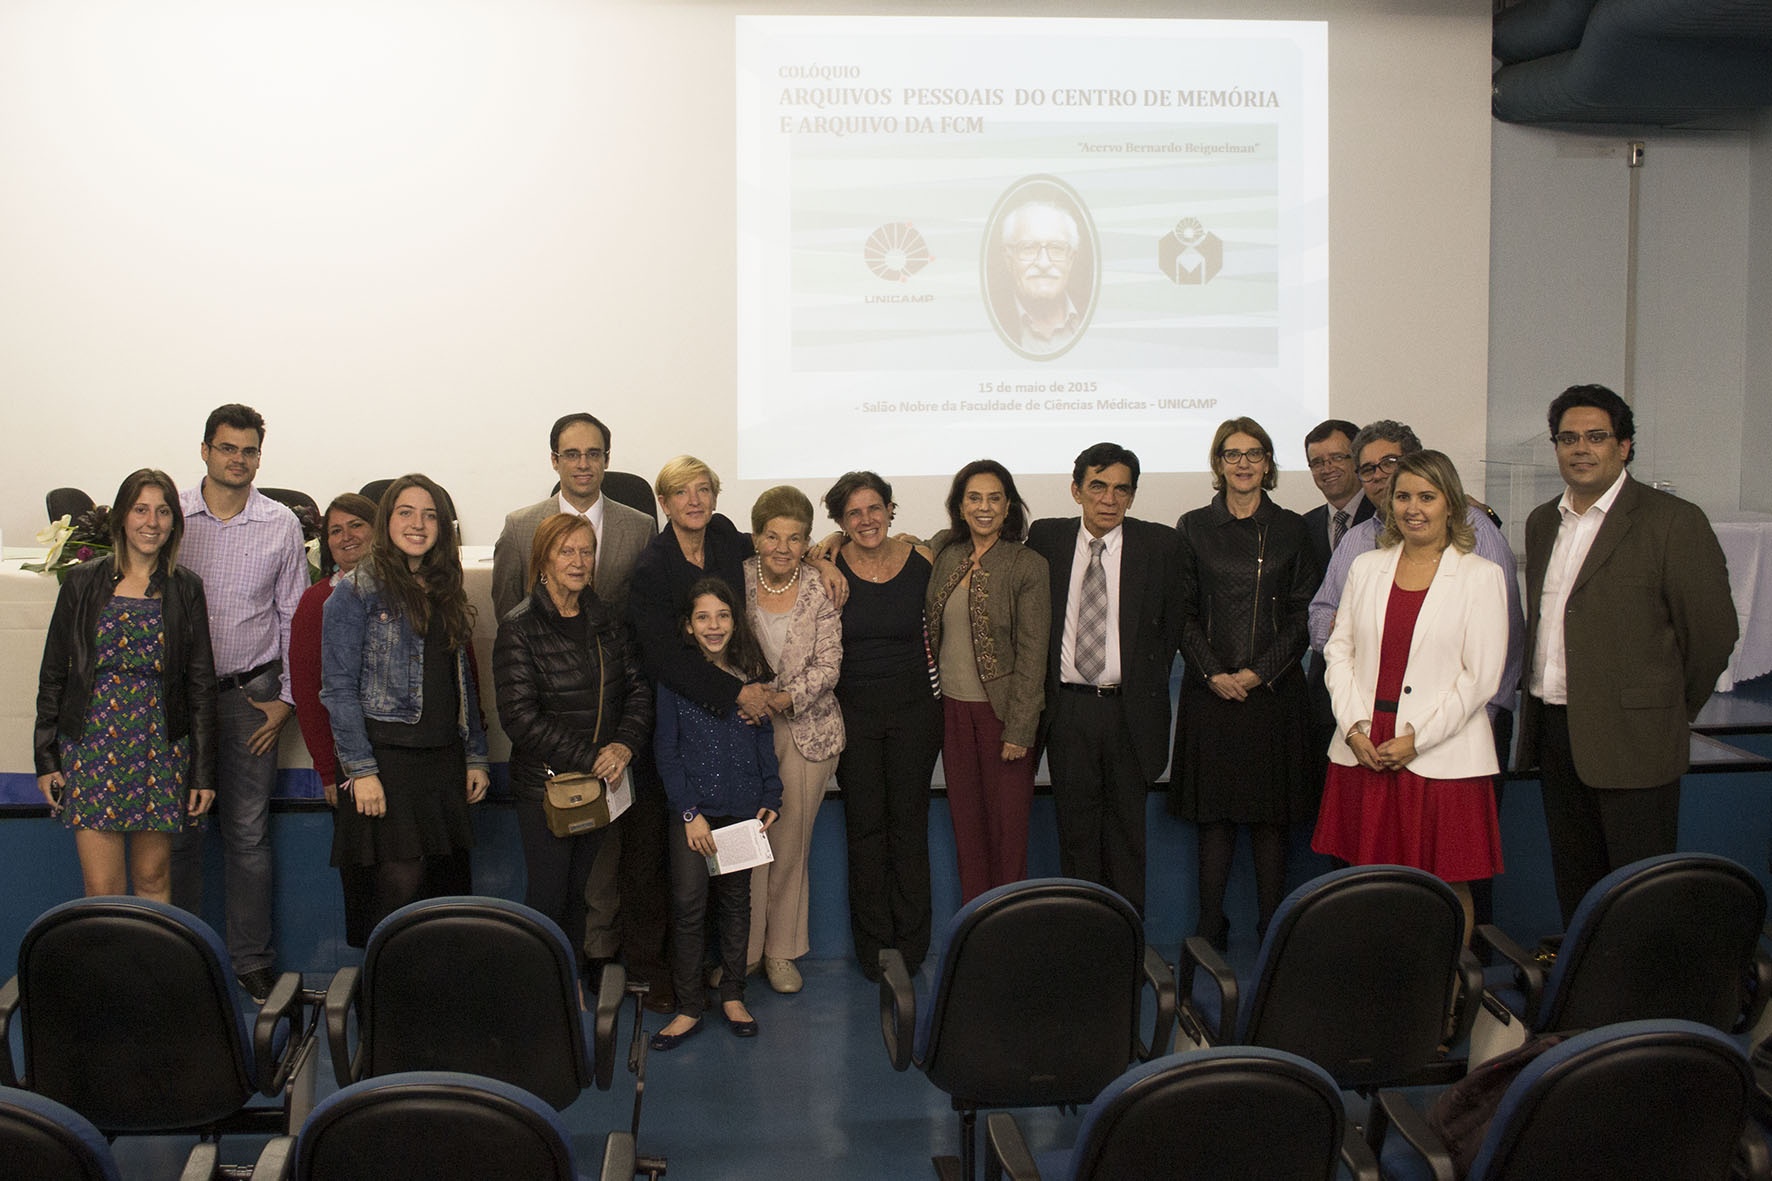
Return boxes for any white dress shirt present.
[556,492,607,575]
[1530,469,1631,705]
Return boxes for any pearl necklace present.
[758,563,801,595]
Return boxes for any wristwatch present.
[682,807,700,823]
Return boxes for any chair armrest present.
[178,1141,221,1181]
[1369,1090,1455,1181]
[1742,947,1772,1034]
[593,961,626,1091]
[254,970,307,1095]
[879,948,916,1072]
[0,975,18,1087]
[245,1136,295,1181]
[1472,923,1545,1026]
[598,1131,638,1181]
[984,1111,1042,1181]
[1178,934,1238,1046]
[324,965,361,1089]
[1447,947,1484,1048]
[1340,1120,1380,1181]
[1137,944,1177,1061]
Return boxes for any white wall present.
[0,0,1492,549]
[1744,108,1772,514]
[1487,120,1754,539]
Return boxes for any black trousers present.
[667,814,751,1020]
[515,796,608,956]
[837,691,942,976]
[617,754,674,992]
[1534,699,1680,927]
[1046,688,1151,915]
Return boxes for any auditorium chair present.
[1371,1019,1768,1181]
[1178,864,1480,1092]
[879,877,1175,1181]
[983,1046,1378,1181]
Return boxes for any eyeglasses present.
[1551,430,1617,448]
[1219,448,1266,465]
[1356,455,1404,479]
[553,449,606,466]
[208,442,261,460]
[1307,452,1352,471]
[1010,240,1073,264]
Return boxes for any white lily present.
[36,516,73,567]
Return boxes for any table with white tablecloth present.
[1711,515,1772,693]
[1,546,512,804]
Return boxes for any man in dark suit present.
[1299,419,1376,796]
[1518,383,1737,926]
[1027,442,1181,914]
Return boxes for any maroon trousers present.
[942,698,1036,903]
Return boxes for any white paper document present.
[707,819,774,876]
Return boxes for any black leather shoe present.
[649,1019,703,1052]
[725,1012,759,1039]
[236,967,277,1005]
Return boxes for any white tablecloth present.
[2,546,511,801]
[1712,517,1772,692]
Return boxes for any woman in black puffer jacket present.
[494,513,653,965]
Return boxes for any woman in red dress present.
[1313,450,1508,937]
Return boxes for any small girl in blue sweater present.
[651,577,783,1050]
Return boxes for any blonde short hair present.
[1377,450,1477,553]
[654,455,721,501]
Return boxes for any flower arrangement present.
[24,505,114,581]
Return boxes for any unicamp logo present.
[864,221,933,282]
[1159,217,1223,285]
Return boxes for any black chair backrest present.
[1473,1019,1752,1181]
[295,1072,576,1181]
[18,898,255,1131]
[1073,1048,1345,1181]
[0,1085,121,1181]
[359,899,591,1110]
[548,470,660,529]
[1242,865,1466,1089]
[360,479,459,528]
[1544,853,1766,1033]
[45,487,95,523]
[259,487,319,517]
[922,879,1145,1108]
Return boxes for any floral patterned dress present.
[58,596,191,832]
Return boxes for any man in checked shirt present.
[171,403,307,1003]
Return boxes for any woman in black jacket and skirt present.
[494,513,653,965]
[1173,418,1320,947]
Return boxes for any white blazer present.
[1324,544,1507,779]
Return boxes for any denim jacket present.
[319,565,489,779]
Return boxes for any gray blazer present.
[491,496,658,623]
[1517,476,1737,789]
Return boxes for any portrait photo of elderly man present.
[983,176,1099,360]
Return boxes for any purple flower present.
[74,546,94,561]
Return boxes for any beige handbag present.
[541,636,624,837]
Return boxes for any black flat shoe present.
[649,1019,703,1052]
[725,1011,759,1038]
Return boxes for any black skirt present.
[1169,674,1313,825]
[331,739,474,868]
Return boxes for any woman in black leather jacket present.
[34,468,218,900]
[494,513,653,972]
[1172,419,1320,948]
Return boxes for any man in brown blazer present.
[1518,384,1737,926]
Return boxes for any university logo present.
[864,221,933,282]
[1159,217,1223,285]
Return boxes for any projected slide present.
[736,16,1326,478]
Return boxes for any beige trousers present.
[748,724,836,963]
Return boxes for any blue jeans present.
[170,666,278,974]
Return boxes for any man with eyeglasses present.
[1518,383,1736,927]
[1299,419,1375,797]
[1002,200,1082,355]
[173,403,307,1003]
[491,412,662,1001]
[1307,420,1524,916]
[491,412,656,622]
